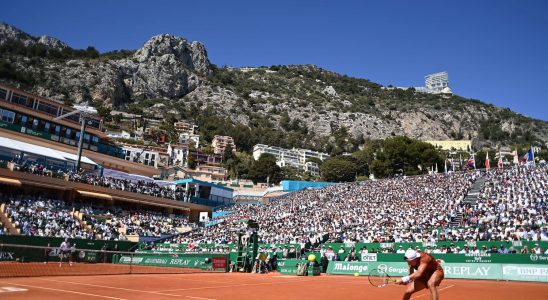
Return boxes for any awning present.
[0,177,22,186]
[0,136,97,166]
[77,190,113,200]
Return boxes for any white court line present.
[158,279,316,292]
[186,296,218,300]
[38,279,183,297]
[121,274,229,284]
[411,284,455,299]
[0,281,128,300]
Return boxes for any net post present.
[129,252,133,275]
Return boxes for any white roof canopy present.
[0,136,97,166]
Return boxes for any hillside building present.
[425,140,472,151]
[167,143,189,167]
[425,71,450,93]
[178,132,200,149]
[212,135,236,154]
[121,144,170,168]
[385,71,453,95]
[177,165,228,182]
[252,144,329,175]
[174,121,198,134]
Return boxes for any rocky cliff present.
[0,23,210,107]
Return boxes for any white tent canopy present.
[0,136,97,166]
[100,169,171,186]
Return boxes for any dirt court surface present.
[0,272,547,300]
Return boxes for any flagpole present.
[531,146,536,167]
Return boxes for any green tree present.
[306,157,324,168]
[248,154,282,184]
[280,166,301,181]
[370,152,393,178]
[223,144,236,162]
[320,157,358,182]
[351,150,370,176]
[367,136,444,178]
[475,151,487,169]
[233,152,254,179]
[96,106,112,122]
[187,155,198,169]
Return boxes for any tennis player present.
[396,249,444,300]
[59,238,71,267]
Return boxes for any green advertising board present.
[326,261,546,282]
[306,252,548,265]
[442,263,501,280]
[0,120,21,131]
[327,261,409,276]
[24,128,51,139]
[116,253,229,271]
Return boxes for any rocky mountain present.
[0,22,68,50]
[1,22,547,152]
[0,23,210,107]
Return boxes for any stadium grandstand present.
[0,147,547,288]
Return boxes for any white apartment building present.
[105,130,132,139]
[179,132,200,149]
[385,71,453,95]
[122,145,161,168]
[252,144,329,174]
[212,135,236,154]
[424,71,452,94]
[167,143,189,167]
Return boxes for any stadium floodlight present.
[54,102,98,172]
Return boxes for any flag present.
[450,158,454,172]
[466,155,476,169]
[522,147,535,166]
[513,149,519,165]
[485,152,490,171]
[497,152,503,170]
[435,163,438,173]
[444,159,448,174]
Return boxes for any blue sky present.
[2,0,547,121]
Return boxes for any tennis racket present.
[368,269,397,287]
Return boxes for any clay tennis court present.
[0,268,546,300]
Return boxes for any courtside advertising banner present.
[501,264,548,282]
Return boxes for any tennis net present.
[0,243,229,277]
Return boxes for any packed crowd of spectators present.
[0,191,191,240]
[2,158,184,201]
[67,173,182,200]
[460,167,547,241]
[318,241,548,260]
[177,167,548,250]
[5,160,61,177]
[180,172,478,246]
[3,194,90,239]
[79,204,192,238]
[3,158,547,252]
